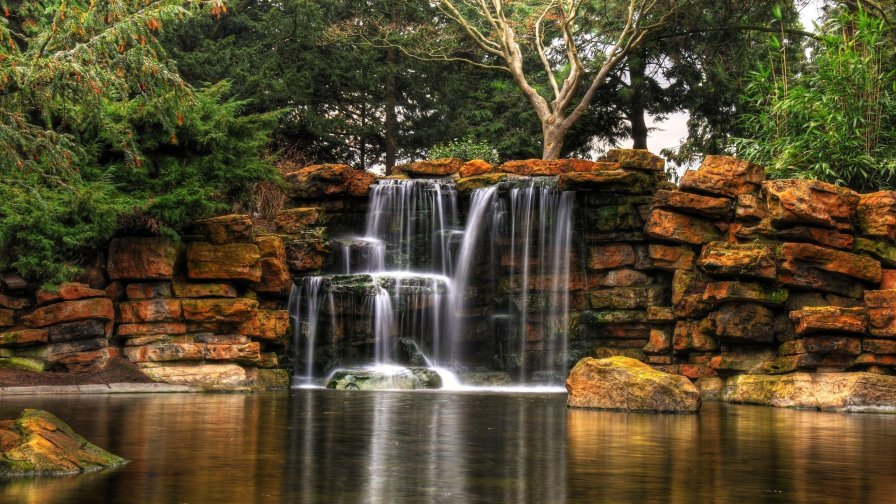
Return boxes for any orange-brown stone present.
[284,163,375,199]
[672,320,717,352]
[709,303,775,343]
[403,158,463,176]
[588,243,635,270]
[22,298,114,328]
[459,159,495,178]
[882,270,896,290]
[648,244,696,271]
[35,283,106,306]
[118,299,183,324]
[238,310,290,340]
[779,336,862,356]
[0,328,48,347]
[702,281,788,306]
[680,155,765,198]
[171,282,238,298]
[604,149,665,172]
[865,290,896,337]
[186,242,261,282]
[116,322,188,337]
[857,191,896,240]
[107,237,178,281]
[274,207,324,234]
[863,339,896,355]
[735,193,768,223]
[253,235,292,295]
[779,242,882,284]
[499,159,594,176]
[653,190,732,219]
[181,298,258,323]
[789,306,867,335]
[125,282,172,300]
[557,170,653,193]
[193,214,253,244]
[764,179,859,231]
[645,209,722,245]
[698,241,776,280]
[123,341,261,364]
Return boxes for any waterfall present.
[289,176,575,384]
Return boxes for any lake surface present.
[1,389,895,503]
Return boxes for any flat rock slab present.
[0,383,201,395]
[0,409,127,477]
[566,356,701,413]
[721,373,896,412]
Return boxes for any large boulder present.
[138,363,264,391]
[0,409,126,477]
[284,164,375,199]
[326,367,443,390]
[604,149,665,172]
[402,158,463,176]
[679,155,765,198]
[721,373,896,412]
[186,242,261,282]
[764,179,859,231]
[565,356,701,413]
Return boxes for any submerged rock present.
[721,373,896,412]
[326,367,442,390]
[566,356,701,413]
[0,409,126,477]
[458,371,512,387]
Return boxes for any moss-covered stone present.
[0,409,127,477]
[721,373,896,412]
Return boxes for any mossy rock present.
[326,367,442,390]
[0,409,127,477]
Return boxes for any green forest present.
[2,0,895,286]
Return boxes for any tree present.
[429,0,676,159]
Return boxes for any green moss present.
[0,357,46,372]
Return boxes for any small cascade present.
[289,176,576,386]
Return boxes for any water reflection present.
[0,393,894,503]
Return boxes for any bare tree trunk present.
[628,51,649,150]
[542,124,566,160]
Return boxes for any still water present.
[1,390,895,503]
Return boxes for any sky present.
[645,1,826,172]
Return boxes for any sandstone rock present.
[117,322,188,337]
[22,298,114,328]
[0,309,13,327]
[587,243,635,270]
[456,173,511,192]
[566,356,700,413]
[125,282,172,300]
[274,207,324,234]
[181,298,258,322]
[499,158,594,176]
[671,269,711,318]
[0,409,127,477]
[680,155,765,198]
[579,310,647,325]
[588,286,665,310]
[857,191,896,239]
[557,170,653,193]
[192,214,253,244]
[35,283,106,306]
[653,190,732,219]
[591,269,652,287]
[882,270,896,290]
[1,272,27,291]
[645,209,722,245]
[124,341,261,364]
[238,309,289,340]
[186,242,261,282]
[0,294,29,310]
[284,164,375,199]
[55,347,115,373]
[326,367,443,390]
[779,336,862,355]
[702,281,788,307]
[118,299,183,324]
[404,158,463,176]
[138,362,258,391]
[699,242,776,280]
[282,230,329,273]
[672,320,717,352]
[172,282,238,298]
[762,353,855,374]
[643,327,672,354]
[764,179,858,231]
[253,235,291,295]
[778,242,881,297]
[648,244,696,271]
[789,306,867,335]
[47,319,106,342]
[709,349,776,375]
[735,193,768,223]
[853,237,896,268]
[735,220,855,250]
[865,290,896,337]
[107,237,178,281]
[646,306,675,322]
[459,159,494,178]
[604,149,665,171]
[0,328,48,347]
[721,372,896,412]
[709,303,775,343]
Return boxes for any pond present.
[1,390,895,503]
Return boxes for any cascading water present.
[289,176,576,386]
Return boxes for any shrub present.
[429,136,500,164]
